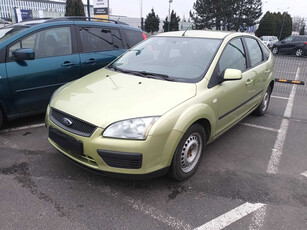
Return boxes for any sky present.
[81,0,307,19]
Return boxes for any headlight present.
[103,117,160,140]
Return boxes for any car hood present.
[50,68,197,128]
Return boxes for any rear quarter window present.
[124,29,143,48]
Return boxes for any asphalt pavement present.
[0,55,306,230]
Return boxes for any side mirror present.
[12,48,35,61]
[223,68,242,81]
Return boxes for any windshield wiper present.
[108,66,173,81]
[107,66,147,77]
[138,71,173,81]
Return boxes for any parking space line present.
[267,66,300,175]
[240,123,279,132]
[248,206,267,230]
[194,202,265,230]
[301,171,307,178]
[0,123,45,134]
[271,95,289,100]
[100,186,192,230]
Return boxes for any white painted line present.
[0,123,45,134]
[271,95,289,100]
[248,205,267,230]
[101,186,192,230]
[240,123,279,133]
[194,202,265,230]
[284,66,300,118]
[301,171,307,178]
[266,119,289,174]
[267,66,300,174]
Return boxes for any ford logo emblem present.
[62,117,73,126]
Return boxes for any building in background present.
[0,0,93,22]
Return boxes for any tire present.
[254,86,272,116]
[168,124,206,181]
[272,47,278,55]
[295,48,303,57]
[0,109,3,129]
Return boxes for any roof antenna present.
[182,23,193,36]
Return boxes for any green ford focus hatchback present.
[46,30,275,181]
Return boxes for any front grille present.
[50,108,97,137]
[97,150,142,169]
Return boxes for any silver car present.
[260,36,279,49]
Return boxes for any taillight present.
[305,42,307,45]
[142,32,147,40]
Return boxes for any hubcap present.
[296,49,302,56]
[262,91,269,112]
[273,47,278,54]
[180,133,202,173]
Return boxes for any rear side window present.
[124,29,143,48]
[79,27,123,52]
[245,38,263,67]
[259,41,270,61]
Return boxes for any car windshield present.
[110,36,221,82]
[0,25,28,43]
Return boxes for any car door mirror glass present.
[223,68,242,81]
[13,48,35,60]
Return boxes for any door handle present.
[245,79,253,86]
[85,58,96,64]
[61,61,75,67]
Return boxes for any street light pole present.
[168,0,173,31]
[278,7,289,40]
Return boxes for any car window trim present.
[5,25,76,62]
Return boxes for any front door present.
[6,26,81,114]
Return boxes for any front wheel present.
[295,48,303,57]
[168,124,206,181]
[254,86,272,116]
[272,47,278,55]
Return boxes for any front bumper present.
[46,107,182,178]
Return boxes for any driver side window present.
[8,27,72,60]
[218,38,247,74]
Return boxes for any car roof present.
[156,30,238,39]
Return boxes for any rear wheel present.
[254,86,272,116]
[168,124,206,181]
[295,48,303,57]
[272,47,278,55]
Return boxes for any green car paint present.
[46,31,275,180]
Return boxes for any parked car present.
[0,17,146,128]
[272,35,307,57]
[260,36,278,49]
[46,31,275,181]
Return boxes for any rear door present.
[77,25,126,76]
[6,26,81,114]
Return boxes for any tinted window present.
[8,27,72,59]
[245,38,263,67]
[124,29,143,48]
[218,38,246,74]
[111,29,124,49]
[79,27,123,52]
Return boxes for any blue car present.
[0,17,146,128]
